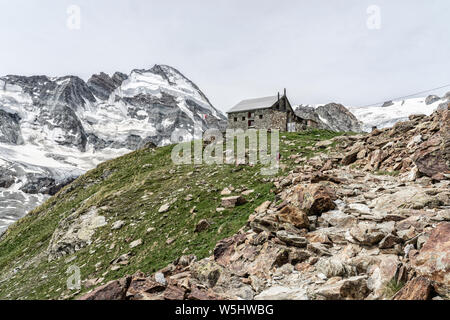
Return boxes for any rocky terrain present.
[78,106,449,300]
[0,65,226,234]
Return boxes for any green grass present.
[0,129,345,300]
[384,278,405,298]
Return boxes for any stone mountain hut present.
[226,90,313,132]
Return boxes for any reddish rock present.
[126,276,166,299]
[411,222,450,292]
[78,276,131,300]
[188,287,224,300]
[214,234,290,279]
[341,150,359,165]
[163,285,186,300]
[277,205,309,229]
[393,277,433,300]
[296,184,337,216]
[413,136,450,179]
[195,219,210,233]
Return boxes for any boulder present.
[47,207,107,261]
[254,201,271,214]
[130,239,143,248]
[126,275,166,299]
[296,184,336,216]
[341,150,359,165]
[220,187,232,196]
[79,276,131,300]
[195,219,211,233]
[221,196,247,208]
[111,220,125,230]
[276,205,309,229]
[413,136,450,179]
[315,276,370,300]
[411,222,450,292]
[350,222,386,245]
[393,277,433,300]
[425,95,440,105]
[276,231,308,248]
[158,203,170,213]
[367,254,400,298]
[315,257,356,278]
[191,259,223,288]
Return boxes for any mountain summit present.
[0,65,226,233]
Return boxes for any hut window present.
[259,115,263,119]
[234,117,237,122]
[242,117,245,121]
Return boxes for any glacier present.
[0,65,226,234]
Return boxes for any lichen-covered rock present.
[393,277,433,300]
[79,276,131,300]
[296,184,337,216]
[276,205,309,229]
[221,196,247,208]
[315,276,370,300]
[411,222,450,293]
[47,207,107,261]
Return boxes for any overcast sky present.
[0,0,449,112]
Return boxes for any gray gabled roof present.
[227,95,279,113]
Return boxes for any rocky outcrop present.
[315,103,364,133]
[87,72,128,100]
[393,277,433,300]
[295,104,363,133]
[47,207,107,261]
[410,222,449,295]
[334,106,450,181]
[0,109,22,145]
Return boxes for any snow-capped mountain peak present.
[0,64,226,234]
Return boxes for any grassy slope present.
[0,130,344,299]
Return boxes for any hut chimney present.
[284,88,286,96]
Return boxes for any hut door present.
[287,122,295,132]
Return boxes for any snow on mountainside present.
[295,93,449,133]
[348,94,449,131]
[0,64,226,234]
[294,103,364,133]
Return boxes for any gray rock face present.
[381,101,394,108]
[19,172,75,196]
[425,95,441,105]
[0,167,15,188]
[295,103,363,132]
[0,109,22,144]
[295,105,329,130]
[316,103,363,132]
[437,102,449,111]
[87,72,128,100]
